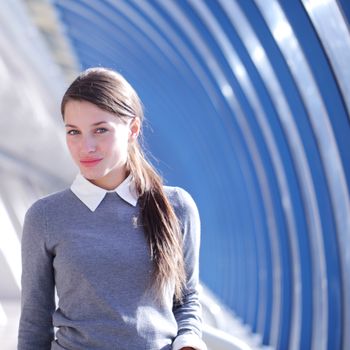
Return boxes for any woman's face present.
[64,99,139,190]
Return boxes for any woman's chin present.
[80,169,103,181]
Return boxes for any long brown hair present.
[61,67,186,302]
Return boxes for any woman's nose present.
[81,136,96,153]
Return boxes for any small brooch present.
[132,215,138,228]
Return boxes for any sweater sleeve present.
[172,188,207,350]
[17,201,56,350]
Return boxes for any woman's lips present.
[80,158,103,167]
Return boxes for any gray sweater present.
[18,186,203,349]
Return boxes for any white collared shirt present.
[70,173,138,211]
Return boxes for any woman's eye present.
[67,129,80,135]
[95,127,108,134]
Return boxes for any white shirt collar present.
[70,173,138,211]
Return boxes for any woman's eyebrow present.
[65,121,108,128]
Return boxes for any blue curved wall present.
[53,1,350,349]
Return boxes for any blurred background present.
[1,0,350,349]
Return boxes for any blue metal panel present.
[274,3,343,349]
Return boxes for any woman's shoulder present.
[25,188,72,216]
[163,185,199,218]
[21,189,72,232]
[163,186,201,241]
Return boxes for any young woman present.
[18,67,206,350]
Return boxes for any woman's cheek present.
[66,139,79,161]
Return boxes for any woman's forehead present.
[64,100,122,126]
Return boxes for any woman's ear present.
[129,117,141,141]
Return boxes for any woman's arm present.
[172,188,207,350]
[17,201,55,350]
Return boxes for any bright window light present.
[0,198,21,290]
